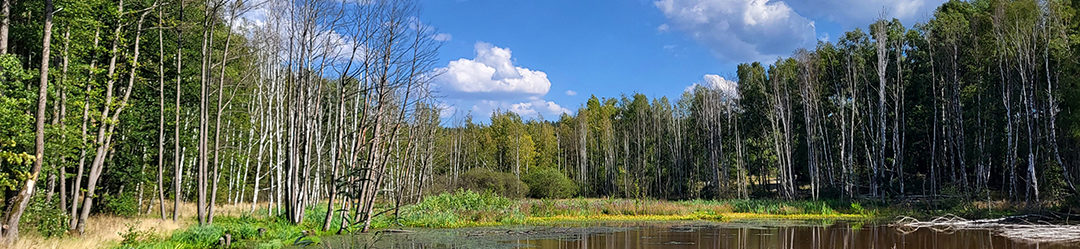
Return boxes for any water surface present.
[315,221,1080,249]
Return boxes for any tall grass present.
[118,208,330,249]
[518,198,859,218]
[393,189,524,228]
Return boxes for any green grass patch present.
[117,212,324,249]
[393,189,525,228]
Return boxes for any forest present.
[1,0,1080,247]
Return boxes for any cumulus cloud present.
[509,99,572,119]
[435,42,568,121]
[464,99,571,120]
[436,42,551,98]
[685,74,739,99]
[657,23,670,32]
[784,0,946,27]
[655,0,817,62]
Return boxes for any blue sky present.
[419,0,946,122]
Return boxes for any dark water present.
[315,221,1080,249]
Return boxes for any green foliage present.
[849,202,866,215]
[522,167,576,199]
[399,189,521,227]
[0,54,34,192]
[118,223,155,247]
[170,225,225,248]
[24,197,69,238]
[101,193,139,217]
[459,167,528,198]
[1040,160,1070,204]
[724,199,840,215]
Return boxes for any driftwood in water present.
[895,214,1080,243]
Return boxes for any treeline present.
[431,0,1080,204]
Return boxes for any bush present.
[118,223,154,247]
[522,167,576,199]
[101,193,139,217]
[459,167,528,198]
[25,197,68,238]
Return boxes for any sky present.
[416,0,948,122]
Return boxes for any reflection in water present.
[519,223,1077,249]
[321,222,1080,249]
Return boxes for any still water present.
[316,221,1080,249]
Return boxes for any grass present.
[515,198,873,224]
[386,190,525,228]
[117,203,350,249]
[119,215,313,249]
[4,201,254,249]
[7,215,188,249]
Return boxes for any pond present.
[312,221,1080,249]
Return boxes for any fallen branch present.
[894,214,1080,243]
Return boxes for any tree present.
[0,0,53,243]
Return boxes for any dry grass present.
[1,201,268,249]
[5,216,187,249]
[969,200,1014,210]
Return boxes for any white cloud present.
[436,42,551,98]
[433,33,453,42]
[436,102,456,119]
[783,0,946,27]
[435,42,569,121]
[655,0,816,62]
[818,32,830,42]
[464,99,570,121]
[465,99,570,119]
[685,74,739,99]
[509,99,572,119]
[657,23,670,32]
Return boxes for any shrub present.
[522,167,576,199]
[459,167,528,198]
[118,223,154,247]
[101,193,139,217]
[1041,160,1069,204]
[25,197,68,238]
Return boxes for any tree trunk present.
[77,2,150,233]
[70,29,100,228]
[156,6,167,220]
[0,0,9,54]
[0,0,52,242]
[208,5,237,223]
[173,0,184,222]
[57,27,71,213]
